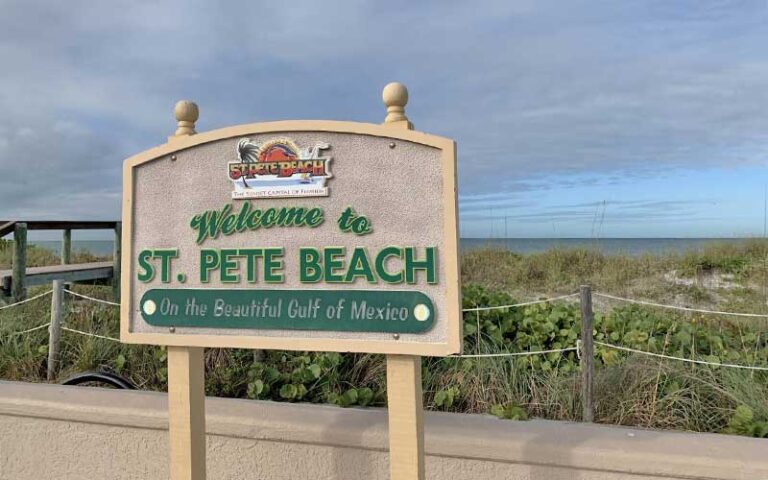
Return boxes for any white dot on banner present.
[413,304,430,321]
[143,300,157,315]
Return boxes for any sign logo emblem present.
[228,137,332,199]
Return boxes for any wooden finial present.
[382,82,413,129]
[173,100,199,137]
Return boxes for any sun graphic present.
[257,138,300,163]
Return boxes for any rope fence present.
[462,293,579,312]
[463,290,768,318]
[458,286,768,422]
[0,281,768,414]
[0,290,52,310]
[2,322,51,338]
[455,346,577,359]
[593,292,768,318]
[64,289,120,307]
[6,288,763,319]
[61,327,120,343]
[0,285,121,380]
[594,340,768,372]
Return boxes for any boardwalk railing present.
[0,220,121,303]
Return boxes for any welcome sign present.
[120,120,461,355]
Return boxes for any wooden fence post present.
[580,284,595,422]
[61,229,72,296]
[113,222,121,303]
[61,229,72,265]
[47,280,64,381]
[11,222,27,302]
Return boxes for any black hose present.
[60,371,137,390]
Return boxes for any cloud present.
[1,0,767,228]
[459,198,717,225]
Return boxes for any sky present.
[1,1,768,239]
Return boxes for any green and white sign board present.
[120,119,461,356]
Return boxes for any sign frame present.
[120,119,461,356]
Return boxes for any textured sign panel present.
[121,121,460,355]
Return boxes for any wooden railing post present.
[47,280,64,381]
[61,228,72,296]
[11,222,27,302]
[580,284,595,422]
[61,229,72,265]
[113,222,121,303]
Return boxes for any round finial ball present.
[382,82,408,108]
[174,100,199,123]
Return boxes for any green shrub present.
[490,402,528,420]
[726,405,768,438]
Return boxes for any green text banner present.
[140,289,435,333]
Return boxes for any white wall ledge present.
[1,380,766,479]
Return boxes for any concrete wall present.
[0,380,766,480]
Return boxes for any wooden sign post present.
[120,83,460,480]
[165,101,207,480]
[382,83,425,480]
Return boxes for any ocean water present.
[31,240,115,257]
[461,238,752,255]
[29,238,754,257]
